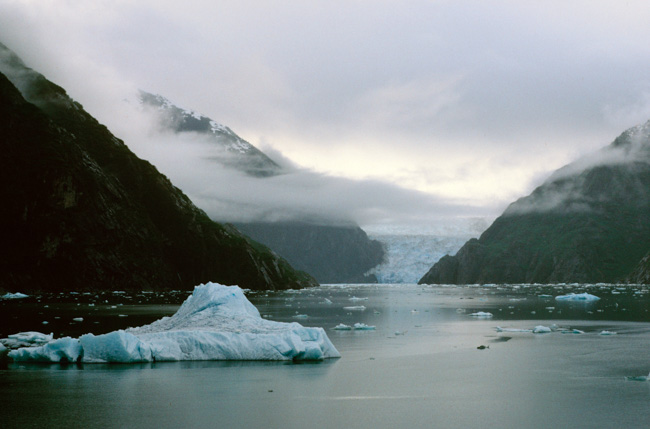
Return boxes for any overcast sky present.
[2,1,650,229]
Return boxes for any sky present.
[2,0,650,230]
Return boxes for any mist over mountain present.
[0,42,315,292]
[420,120,650,285]
[139,91,282,177]
[134,91,386,283]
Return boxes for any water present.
[2,284,650,428]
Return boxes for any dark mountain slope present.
[235,222,385,283]
[627,251,650,284]
[0,43,315,292]
[140,91,386,283]
[419,121,650,284]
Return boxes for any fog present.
[112,98,487,228]
[3,1,650,230]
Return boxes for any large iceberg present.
[7,283,340,363]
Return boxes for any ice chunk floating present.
[555,293,600,302]
[7,283,340,363]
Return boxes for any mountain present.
[627,251,650,284]
[234,222,385,284]
[139,91,386,283]
[0,42,316,292]
[139,91,282,177]
[419,120,650,285]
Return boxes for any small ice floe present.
[496,327,533,333]
[292,314,308,319]
[333,324,352,330]
[1,292,29,300]
[394,330,407,336]
[42,321,49,325]
[73,317,84,322]
[353,323,376,330]
[469,312,493,318]
[626,372,650,382]
[348,296,368,302]
[538,294,553,299]
[456,308,466,314]
[343,306,366,311]
[532,325,552,334]
[560,329,585,334]
[555,293,600,302]
[599,330,617,336]
[321,298,333,305]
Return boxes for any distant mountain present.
[235,222,385,284]
[627,251,650,284]
[419,120,650,284]
[139,91,282,177]
[0,42,316,292]
[140,91,386,283]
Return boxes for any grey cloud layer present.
[2,1,650,221]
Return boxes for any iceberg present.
[7,283,340,363]
[1,332,53,349]
[343,305,366,311]
[333,323,352,330]
[532,325,552,334]
[353,323,376,330]
[469,311,493,318]
[1,292,29,300]
[555,293,600,301]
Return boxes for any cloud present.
[3,0,650,223]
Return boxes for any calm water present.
[2,284,650,428]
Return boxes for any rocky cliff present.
[419,120,650,284]
[627,252,650,284]
[0,43,315,292]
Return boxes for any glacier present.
[6,283,340,363]
[365,219,488,283]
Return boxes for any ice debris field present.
[1,283,340,363]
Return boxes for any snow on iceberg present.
[1,332,53,349]
[8,283,340,363]
[555,293,600,302]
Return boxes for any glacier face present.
[7,283,340,363]
[365,219,489,284]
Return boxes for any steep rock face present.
[627,252,650,284]
[0,43,315,292]
[234,222,385,283]
[419,121,650,284]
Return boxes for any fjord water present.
[2,284,650,428]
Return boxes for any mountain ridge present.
[419,120,650,285]
[0,42,315,292]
